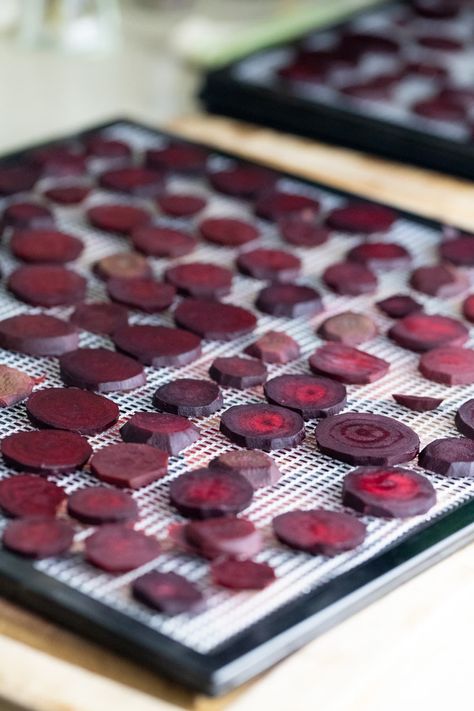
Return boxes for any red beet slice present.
[153,378,223,417]
[107,277,175,313]
[169,468,253,519]
[0,164,39,196]
[174,298,257,341]
[236,248,301,283]
[322,261,377,296]
[389,314,468,352]
[309,343,389,384]
[94,252,152,282]
[412,0,460,19]
[164,262,233,299]
[412,96,466,122]
[220,403,305,450]
[145,143,208,174]
[255,191,320,221]
[30,146,86,176]
[67,486,138,525]
[455,400,474,439]
[43,185,91,205]
[209,449,281,489]
[209,356,267,389]
[8,265,86,307]
[0,365,34,407]
[343,466,436,518]
[157,193,207,218]
[83,136,131,159]
[463,294,474,323]
[90,442,168,489]
[0,474,65,518]
[70,302,128,336]
[133,571,204,614]
[326,203,396,234]
[2,430,92,474]
[120,412,200,455]
[416,36,463,53]
[1,202,54,232]
[376,294,422,319]
[392,393,444,411]
[59,348,146,392]
[85,524,161,572]
[410,264,468,298]
[26,387,119,435]
[279,214,330,248]
[199,217,260,247]
[212,558,275,590]
[11,229,84,264]
[0,314,79,356]
[209,165,276,198]
[318,311,377,346]
[113,324,201,367]
[98,167,163,197]
[347,242,411,270]
[273,509,366,555]
[404,60,449,79]
[264,374,346,419]
[340,31,399,56]
[256,284,323,318]
[244,330,300,364]
[185,516,262,559]
[340,74,400,100]
[131,225,196,259]
[3,517,74,558]
[419,437,474,477]
[419,346,474,385]
[440,237,474,267]
[87,204,150,236]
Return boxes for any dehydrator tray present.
[200,0,474,180]
[0,118,473,696]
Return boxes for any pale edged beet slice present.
[98,167,163,197]
[318,311,377,346]
[131,225,196,258]
[419,437,474,477]
[264,374,346,419]
[392,393,444,411]
[419,346,474,385]
[220,403,305,451]
[455,399,474,439]
[0,314,79,356]
[278,213,330,248]
[273,509,366,555]
[376,293,422,319]
[157,193,207,218]
[184,516,262,560]
[1,202,54,232]
[164,262,233,299]
[169,468,253,519]
[107,277,175,313]
[90,443,168,489]
[209,165,276,198]
[145,143,208,174]
[67,486,138,525]
[389,313,468,352]
[244,330,300,364]
[209,449,281,489]
[211,558,275,590]
[94,252,152,282]
[174,298,257,341]
[133,571,204,615]
[8,265,86,307]
[347,241,411,270]
[236,248,301,283]
[43,184,91,205]
[11,229,84,264]
[59,347,146,392]
[120,412,200,455]
[0,475,66,518]
[113,324,201,367]
[342,466,436,518]
[255,190,320,221]
[410,264,468,298]
[463,294,474,324]
[199,217,260,247]
[209,356,267,389]
[3,516,74,558]
[0,164,39,196]
[1,429,92,474]
[322,261,377,296]
[83,135,131,159]
[153,378,223,417]
[0,365,33,407]
[440,237,474,267]
[85,524,161,572]
[309,343,389,384]
[315,412,420,466]
[70,302,128,336]
[87,204,150,235]
[326,203,396,234]
[26,387,119,435]
[256,284,323,318]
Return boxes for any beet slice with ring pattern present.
[209,356,267,389]
[67,486,138,524]
[236,248,301,283]
[322,261,377,296]
[113,324,201,367]
[255,190,320,221]
[376,294,422,319]
[220,403,305,450]
[256,284,323,318]
[0,475,66,518]
[98,167,163,197]
[209,165,276,198]
[153,378,223,417]
[273,509,366,555]
[120,412,200,455]
[164,262,233,299]
[410,264,468,298]
[211,559,275,590]
[419,437,474,477]
[174,298,257,341]
[209,449,281,489]
[156,193,207,218]
[11,229,84,264]
[440,237,474,267]
[26,387,119,435]
[94,252,152,282]
[392,393,444,412]
[455,400,474,439]
[59,347,146,392]
[87,204,150,235]
[145,143,208,174]
[419,346,474,385]
[8,265,86,307]
[1,202,54,232]
[3,517,74,558]
[244,330,300,363]
[1,430,92,474]
[199,217,260,247]
[389,313,468,352]
[90,443,168,489]
[70,302,128,336]
[347,242,411,270]
[318,311,377,346]
[309,343,389,384]
[184,517,263,560]
[132,571,204,615]
[0,314,79,356]
[43,185,91,205]
[85,524,161,572]
[107,277,176,313]
[131,225,196,258]
[0,365,34,407]
[169,468,253,519]
[264,374,346,419]
[326,203,396,234]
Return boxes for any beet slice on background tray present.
[113,324,201,368]
[0,165,39,196]
[317,311,377,346]
[220,403,305,450]
[90,442,168,489]
[131,225,196,258]
[8,265,86,307]
[376,294,422,319]
[98,167,163,197]
[94,252,152,282]
[107,277,176,313]
[174,298,257,340]
[132,571,204,615]
[3,516,74,558]
[410,264,468,298]
[164,262,233,299]
[463,294,474,323]
[209,356,267,389]
[264,374,346,419]
[0,314,79,356]
[209,449,281,489]
[83,135,131,158]
[245,330,300,363]
[26,387,119,435]
[346,241,411,270]
[67,486,138,525]
[199,217,260,247]
[87,204,150,235]
[184,516,263,560]
[43,184,91,206]
[2,429,92,474]
[309,343,389,384]
[0,364,34,407]
[30,146,86,176]
[392,393,444,411]
[211,558,275,590]
[11,229,84,264]
[412,0,460,18]
[419,346,474,385]
[273,509,366,555]
[145,143,208,174]
[169,468,254,518]
[440,236,474,267]
[325,203,396,234]
[322,261,377,296]
[153,378,223,417]
[236,248,302,283]
[1,202,54,232]
[419,437,474,477]
[120,412,200,455]
[59,347,146,392]
[256,284,323,318]
[157,192,207,218]
[70,302,128,336]
[0,475,66,518]
[209,164,276,198]
[85,524,161,572]
[455,400,474,439]
[389,313,468,352]
[278,213,330,248]
[255,190,320,221]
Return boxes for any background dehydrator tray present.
[200,0,474,181]
[0,119,474,696]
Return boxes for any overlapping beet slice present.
[133,571,204,614]
[1,202,54,232]
[67,486,138,524]
[2,429,92,474]
[8,265,86,307]
[255,190,320,221]
[59,347,146,392]
[322,261,377,296]
[169,468,253,518]
[70,302,128,336]
[145,143,208,174]
[0,364,34,407]
[264,374,346,419]
[273,509,366,555]
[43,185,91,205]
[209,356,267,389]
[389,313,468,352]
[94,252,152,282]
[131,225,196,258]
[157,193,207,218]
[0,314,79,356]
[199,217,260,247]
[165,262,233,299]
[440,236,474,267]
[154,378,223,416]
[244,330,300,363]
[113,324,201,367]
[419,437,474,477]
[376,294,422,319]
[325,202,396,234]
[3,516,74,558]
[120,412,200,455]
[0,164,39,196]
[236,248,302,283]
[174,298,257,341]
[107,277,176,313]
[184,516,263,559]
[256,284,323,318]
[318,311,377,346]
[211,558,275,590]
[410,264,468,297]
[463,294,474,324]
[0,475,66,518]
[209,449,281,489]
[309,343,389,384]
[209,164,276,198]
[347,242,411,270]
[26,387,119,435]
[90,443,168,489]
[220,403,305,450]
[419,346,474,385]
[87,203,150,235]
[392,393,444,411]
[455,400,474,439]
[85,524,161,572]
[11,229,84,264]
[98,167,163,197]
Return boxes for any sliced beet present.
[326,203,396,234]
[153,378,223,416]
[0,475,65,518]
[220,403,305,450]
[67,486,138,525]
[87,203,150,235]
[209,449,281,489]
[113,324,201,367]
[1,429,92,474]
[174,298,257,341]
[415,36,463,52]
[90,442,168,489]
[107,277,175,313]
[410,264,468,297]
[59,347,146,392]
[70,302,128,336]
[120,412,200,455]
[244,330,300,364]
[256,284,323,318]
[1,202,54,232]
[343,466,436,518]
[209,165,276,198]
[3,516,74,558]
[157,193,207,218]
[83,135,131,158]
[43,184,91,205]
[94,252,152,282]
[347,242,411,270]
[133,571,204,614]
[236,248,301,283]
[0,164,39,196]
[463,294,474,323]
[419,346,474,385]
[85,524,161,572]
[26,387,119,435]
[30,146,86,176]
[440,237,474,267]
[131,225,196,258]
[164,262,233,299]
[255,190,320,221]
[209,356,267,389]
[322,261,377,296]
[185,516,262,560]
[309,343,389,384]
[389,313,468,352]
[264,374,346,419]
[169,468,253,519]
[211,558,275,590]
[412,0,460,18]
[340,31,399,56]
[0,365,34,407]
[419,437,474,477]
[455,400,474,439]
[11,229,84,264]
[0,314,79,356]
[145,143,208,174]
[376,294,422,319]
[404,60,449,79]
[317,311,377,346]
[8,265,86,307]
[392,393,444,411]
[199,217,260,247]
[273,509,366,555]
[340,74,400,100]
[412,96,466,122]
[278,214,330,248]
[98,167,163,197]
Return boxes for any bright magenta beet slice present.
[0,164,39,196]
[318,311,377,346]
[309,343,389,384]
[120,412,200,455]
[278,213,330,248]
[70,302,128,336]
[256,284,323,318]
[98,167,163,197]
[322,261,377,296]
[376,294,422,319]
[264,374,346,419]
[410,264,468,297]
[209,165,276,198]
[131,225,196,258]
[67,486,138,525]
[3,516,74,558]
[184,516,262,560]
[455,400,474,439]
[392,393,444,411]
[389,314,468,352]
[156,193,207,217]
[463,294,474,323]
[133,571,204,614]
[315,412,420,465]
[440,237,474,267]
[43,185,91,205]
[343,466,436,518]
[83,135,131,158]
[236,248,301,283]
[113,324,201,367]
[8,265,86,307]
[325,203,396,234]
[94,252,152,282]
[26,387,119,435]
[211,558,275,590]
[209,356,267,389]
[85,524,161,572]
[0,475,66,518]
[419,437,474,477]
[174,298,257,341]
[1,202,54,231]
[90,443,168,489]
[347,241,411,270]
[169,468,253,518]
[145,143,208,174]
[87,203,150,235]
[419,346,474,385]
[244,330,300,363]
[273,509,366,555]
[153,378,223,416]
[255,190,320,221]
[209,449,281,489]
[199,217,260,247]
[0,314,79,356]
[1,430,92,474]
[220,403,305,450]
[0,365,33,407]
[11,229,84,264]
[59,348,146,392]
[164,262,233,299]
[107,277,176,313]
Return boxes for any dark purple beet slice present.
[0,365,34,407]
[59,348,146,392]
[404,60,449,79]
[339,31,399,56]
[70,302,128,336]
[90,443,168,489]
[419,437,474,477]
[343,466,436,518]
[389,314,468,352]
[199,217,260,247]
[87,203,150,235]
[415,36,463,53]
[1,202,54,232]
[0,314,79,356]
[392,393,444,411]
[318,311,377,346]
[440,237,474,267]
[463,294,474,323]
[3,516,74,558]
[107,277,175,313]
[419,346,474,385]
[220,403,305,450]
[322,261,377,296]
[1,430,92,474]
[11,229,84,264]
[309,343,389,384]
[410,264,468,297]
[347,242,411,270]
[145,143,208,174]
[98,167,163,197]
[412,0,460,18]
[133,571,204,614]
[264,374,346,419]
[340,74,400,100]
[67,486,138,525]
[438,87,474,108]
[185,516,262,560]
[174,298,257,341]
[94,252,152,282]
[0,164,39,196]
[170,467,253,519]
[83,135,131,158]
[209,449,280,489]
[211,558,275,590]
[455,399,474,439]
[236,248,301,283]
[209,356,267,389]
[131,225,196,258]
[85,524,161,572]
[326,203,396,234]
[8,265,86,307]
[412,96,466,122]
[273,509,366,555]
[43,184,91,205]
[157,193,207,218]
[164,262,233,299]
[30,146,86,176]
[256,284,323,318]
[120,412,200,455]
[376,294,422,319]
[244,330,300,363]
[255,191,320,221]
[153,378,223,417]
[0,475,65,518]
[278,214,330,248]
[113,324,201,367]
[209,165,276,198]
[26,387,119,435]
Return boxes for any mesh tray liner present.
[0,121,473,656]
